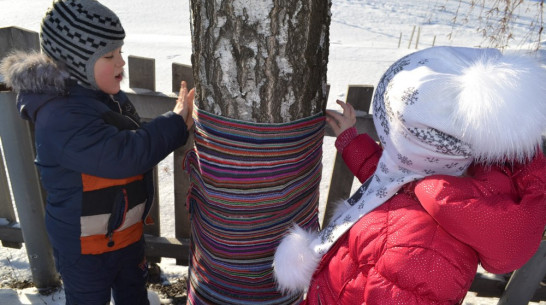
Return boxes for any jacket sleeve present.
[415,152,546,274]
[336,127,382,183]
[40,98,189,179]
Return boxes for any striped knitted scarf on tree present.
[184,109,324,305]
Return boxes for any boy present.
[0,0,193,304]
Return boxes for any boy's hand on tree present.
[174,81,195,129]
[326,99,356,137]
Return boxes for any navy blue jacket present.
[3,52,189,255]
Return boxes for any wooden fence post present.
[128,55,156,91]
[0,145,21,249]
[323,85,375,226]
[172,63,195,92]
[0,26,39,61]
[415,26,421,49]
[497,240,546,305]
[172,140,192,266]
[0,26,60,290]
[172,63,194,265]
[407,25,416,49]
[0,92,60,290]
[126,91,191,262]
[126,56,163,267]
[146,166,162,268]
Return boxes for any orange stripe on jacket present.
[80,222,143,255]
[81,173,144,192]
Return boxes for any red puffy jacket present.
[303,130,546,304]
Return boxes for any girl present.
[274,46,546,304]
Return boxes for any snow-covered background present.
[0,0,545,304]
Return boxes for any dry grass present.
[446,0,544,51]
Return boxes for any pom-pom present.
[273,225,321,295]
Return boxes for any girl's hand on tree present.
[173,81,195,129]
[326,99,356,137]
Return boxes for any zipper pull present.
[106,233,115,247]
[110,95,123,113]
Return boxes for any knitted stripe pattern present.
[185,109,324,305]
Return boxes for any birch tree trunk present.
[187,1,331,304]
[190,0,330,123]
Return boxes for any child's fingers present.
[327,101,357,137]
[326,110,344,126]
[186,115,195,129]
[185,88,195,129]
[325,116,341,135]
[335,100,355,119]
[325,111,340,124]
[326,109,343,121]
[186,88,195,107]
[346,103,355,117]
[178,81,188,102]
[336,99,349,112]
[338,100,354,116]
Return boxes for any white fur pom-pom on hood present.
[451,52,546,163]
[273,225,321,295]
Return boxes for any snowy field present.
[0,0,545,304]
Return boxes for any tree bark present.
[190,0,331,123]
[188,1,330,304]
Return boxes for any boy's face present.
[94,47,125,95]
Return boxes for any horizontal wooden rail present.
[144,235,190,265]
[0,224,23,244]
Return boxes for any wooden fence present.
[0,26,544,304]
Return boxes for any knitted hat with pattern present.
[40,0,125,89]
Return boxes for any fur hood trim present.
[273,225,321,295]
[451,52,546,163]
[0,51,69,94]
